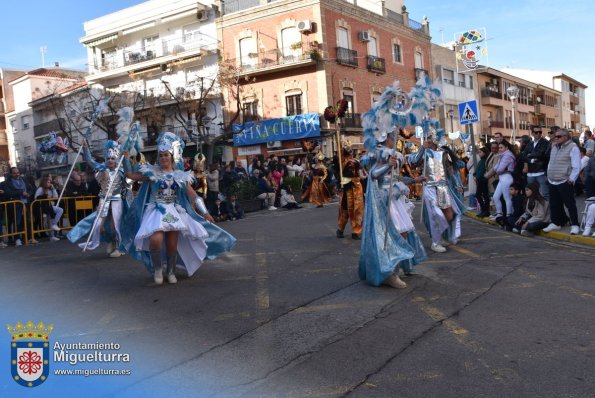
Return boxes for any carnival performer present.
[121,132,235,285]
[192,153,208,199]
[411,136,462,253]
[441,145,467,217]
[359,128,427,288]
[67,140,127,257]
[336,140,364,240]
[308,152,331,207]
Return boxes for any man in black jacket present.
[524,125,550,200]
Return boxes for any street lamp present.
[506,85,519,144]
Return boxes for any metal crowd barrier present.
[0,200,29,245]
[0,196,97,245]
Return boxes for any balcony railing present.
[336,47,358,67]
[409,18,424,31]
[341,113,362,128]
[481,88,503,99]
[34,118,65,138]
[386,9,404,24]
[223,0,261,14]
[95,35,215,74]
[367,56,386,74]
[229,42,315,74]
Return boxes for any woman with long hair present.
[515,182,550,236]
[122,132,235,285]
[485,141,516,220]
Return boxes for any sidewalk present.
[465,194,595,247]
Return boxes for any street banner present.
[233,112,320,146]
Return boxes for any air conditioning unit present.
[197,9,208,22]
[358,31,370,42]
[297,20,313,32]
[267,141,282,149]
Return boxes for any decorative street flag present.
[454,28,488,73]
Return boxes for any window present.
[281,27,301,59]
[183,22,201,43]
[367,36,378,57]
[505,110,512,129]
[414,51,423,69]
[143,35,159,54]
[21,115,31,130]
[337,27,349,49]
[443,69,454,85]
[286,94,302,116]
[468,75,474,89]
[243,101,259,121]
[9,119,17,132]
[342,89,354,115]
[458,73,466,87]
[239,37,257,68]
[101,47,117,68]
[393,44,402,63]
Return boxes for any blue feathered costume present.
[358,79,431,287]
[120,132,236,280]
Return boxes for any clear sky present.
[1,0,593,129]
[409,0,595,129]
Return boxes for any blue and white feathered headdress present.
[362,71,446,151]
[157,132,185,170]
[116,107,144,156]
[104,140,121,160]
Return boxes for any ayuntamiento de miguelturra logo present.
[8,321,52,388]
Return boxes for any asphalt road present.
[1,202,594,398]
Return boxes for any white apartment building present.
[503,68,587,132]
[6,68,83,173]
[80,0,223,155]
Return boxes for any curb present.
[464,211,595,247]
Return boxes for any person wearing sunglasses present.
[543,129,582,234]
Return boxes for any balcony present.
[336,47,358,67]
[322,113,362,130]
[34,118,65,138]
[367,56,386,74]
[93,34,215,75]
[481,88,503,99]
[341,113,362,129]
[229,42,316,77]
[223,0,261,14]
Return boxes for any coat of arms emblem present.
[7,321,53,387]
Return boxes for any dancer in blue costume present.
[121,132,236,285]
[359,78,432,288]
[360,131,427,288]
[67,140,127,257]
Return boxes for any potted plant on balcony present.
[290,41,303,50]
[308,49,322,61]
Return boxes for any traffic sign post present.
[457,100,479,178]
[458,100,479,125]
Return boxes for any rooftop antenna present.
[40,46,47,67]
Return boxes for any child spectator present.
[226,195,244,221]
[506,182,526,231]
[209,198,228,222]
[280,186,302,210]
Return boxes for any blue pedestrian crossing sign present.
[458,100,479,125]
